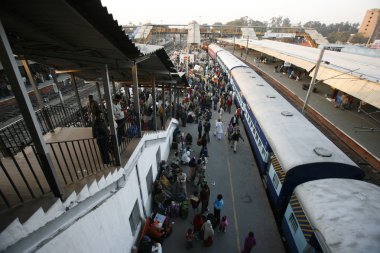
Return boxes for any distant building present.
[358,9,380,39]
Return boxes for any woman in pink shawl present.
[241,231,256,253]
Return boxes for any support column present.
[173,85,177,119]
[152,75,157,131]
[161,83,166,129]
[70,73,86,126]
[0,19,62,198]
[102,65,121,166]
[132,63,142,137]
[112,80,117,96]
[232,36,236,55]
[96,81,102,101]
[169,83,173,118]
[52,72,64,106]
[176,87,180,106]
[21,59,44,109]
[245,36,249,61]
[302,48,325,114]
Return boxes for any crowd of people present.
[140,51,257,253]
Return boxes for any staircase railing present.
[0,105,84,156]
[0,136,116,211]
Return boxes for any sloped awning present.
[134,44,188,88]
[0,0,182,86]
[222,38,380,108]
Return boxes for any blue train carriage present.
[229,67,272,171]
[229,66,364,214]
[282,179,380,253]
[214,49,248,81]
[207,44,224,60]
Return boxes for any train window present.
[272,173,279,189]
[288,213,299,233]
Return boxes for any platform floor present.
[162,106,285,253]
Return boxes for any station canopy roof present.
[223,38,380,109]
[0,0,187,87]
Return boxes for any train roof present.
[230,67,358,172]
[216,50,248,71]
[208,44,223,52]
[208,44,224,59]
[295,179,380,253]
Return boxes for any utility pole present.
[245,36,249,61]
[233,36,236,55]
[302,48,325,113]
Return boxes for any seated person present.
[151,242,162,253]
[171,152,181,166]
[138,235,162,253]
[139,235,153,253]
[185,133,193,145]
[147,220,165,244]
[181,150,191,164]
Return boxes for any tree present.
[282,18,291,27]
[327,32,351,43]
[349,33,369,44]
[212,22,223,26]
[269,16,283,27]
[212,22,223,33]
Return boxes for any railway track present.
[0,82,97,127]
[244,61,380,186]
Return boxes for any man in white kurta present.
[215,119,224,140]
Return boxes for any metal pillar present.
[102,65,121,165]
[21,59,44,109]
[162,83,166,129]
[245,36,249,61]
[173,86,177,118]
[52,72,64,106]
[233,36,236,55]
[132,63,142,137]
[112,80,117,96]
[96,81,102,101]
[152,75,157,131]
[169,83,173,118]
[70,73,86,126]
[302,48,325,113]
[0,19,62,198]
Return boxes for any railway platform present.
[162,105,285,253]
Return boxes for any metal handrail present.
[0,136,116,211]
[0,105,84,156]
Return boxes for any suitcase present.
[180,200,189,219]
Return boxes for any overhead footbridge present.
[125,25,327,47]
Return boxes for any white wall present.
[4,120,178,253]
[37,170,141,253]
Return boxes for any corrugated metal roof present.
[0,0,182,86]
[222,38,380,108]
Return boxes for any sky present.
[100,0,379,26]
